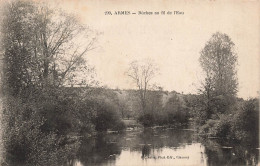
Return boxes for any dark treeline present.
[0,1,124,165]
[0,1,258,166]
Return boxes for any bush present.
[111,120,126,131]
[199,119,221,136]
[94,100,125,131]
[39,100,74,135]
[36,88,96,136]
[213,116,231,138]
[230,99,259,143]
[2,96,79,166]
[199,115,232,138]
[198,98,259,143]
[138,109,189,127]
[138,113,155,127]
[155,114,168,126]
[166,109,189,125]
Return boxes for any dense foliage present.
[0,1,124,165]
[138,91,190,127]
[193,32,259,144]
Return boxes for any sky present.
[53,0,259,99]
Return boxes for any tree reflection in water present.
[141,144,151,158]
[66,128,258,166]
[200,137,259,166]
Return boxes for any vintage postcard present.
[0,0,259,166]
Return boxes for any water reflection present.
[68,128,259,166]
[141,144,151,158]
[200,138,259,166]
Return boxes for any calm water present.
[67,128,259,166]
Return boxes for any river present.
[66,127,259,166]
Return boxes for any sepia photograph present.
[0,0,259,165]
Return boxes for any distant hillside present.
[61,86,196,119]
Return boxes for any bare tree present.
[1,1,100,96]
[126,59,159,112]
[32,4,100,87]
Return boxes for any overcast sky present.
[55,0,259,99]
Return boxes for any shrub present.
[138,113,155,127]
[167,109,189,125]
[199,119,218,136]
[155,114,168,126]
[111,120,126,131]
[230,99,259,143]
[198,98,259,143]
[213,116,231,138]
[2,96,79,166]
[94,100,125,131]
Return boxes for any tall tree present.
[1,1,38,96]
[1,1,98,97]
[32,4,98,87]
[126,59,159,112]
[199,32,238,115]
